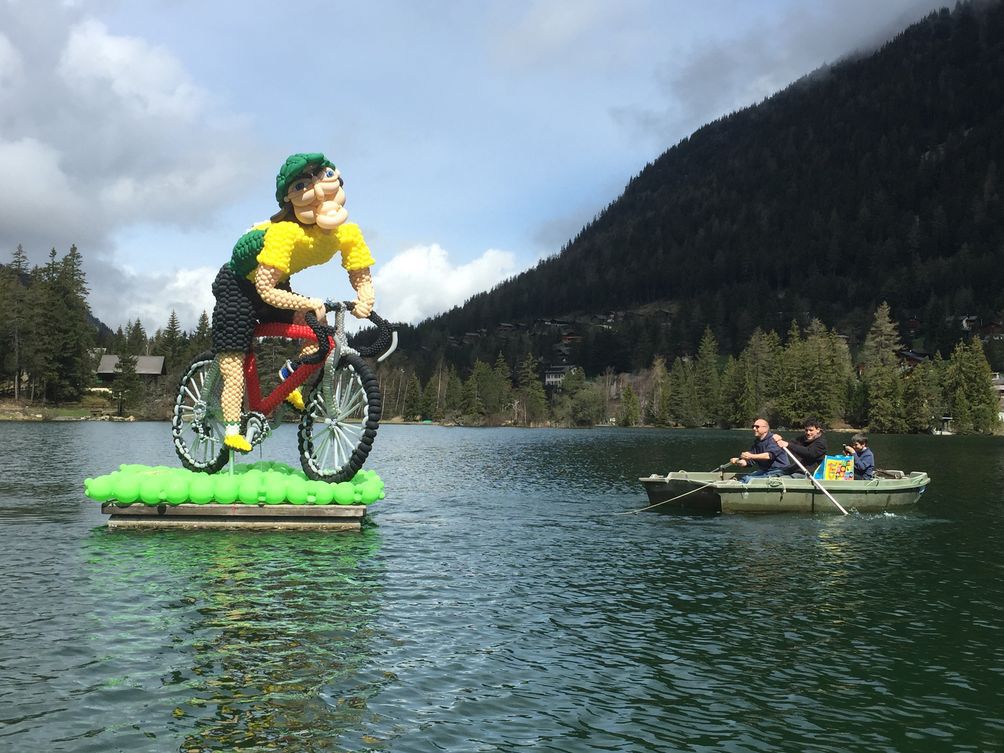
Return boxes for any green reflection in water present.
[83,527,386,751]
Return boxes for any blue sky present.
[0,0,944,332]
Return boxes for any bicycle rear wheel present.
[297,353,381,482]
[171,351,229,473]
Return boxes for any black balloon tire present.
[297,353,381,482]
[171,351,229,474]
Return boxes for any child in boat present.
[843,433,875,480]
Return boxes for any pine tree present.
[866,364,907,433]
[668,357,699,426]
[719,355,756,427]
[776,321,808,426]
[492,353,514,422]
[944,338,999,433]
[401,374,422,421]
[619,384,640,427]
[516,354,548,426]
[3,245,30,400]
[860,302,903,370]
[738,328,782,423]
[160,310,184,371]
[648,356,671,426]
[126,319,148,356]
[861,304,907,432]
[443,367,464,419]
[186,311,212,361]
[694,327,722,425]
[419,377,439,421]
[902,361,939,433]
[461,374,485,420]
[112,352,142,416]
[51,245,95,401]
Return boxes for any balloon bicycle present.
[171,302,396,482]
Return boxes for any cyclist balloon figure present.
[211,152,376,453]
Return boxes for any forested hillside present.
[397,1,1004,379]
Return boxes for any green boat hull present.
[639,471,930,514]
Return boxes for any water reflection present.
[81,528,384,752]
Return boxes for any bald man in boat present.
[732,417,788,479]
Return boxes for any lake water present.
[1,421,1002,752]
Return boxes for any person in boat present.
[211,152,377,453]
[731,418,788,479]
[843,433,875,480]
[774,417,828,476]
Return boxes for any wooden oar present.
[781,446,848,515]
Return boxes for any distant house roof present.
[97,355,166,376]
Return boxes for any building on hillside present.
[896,348,931,369]
[96,355,166,384]
[979,322,1004,342]
[544,365,579,389]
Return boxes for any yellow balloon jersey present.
[248,221,375,281]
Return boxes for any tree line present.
[373,302,1000,434]
[616,303,998,434]
[1,246,998,433]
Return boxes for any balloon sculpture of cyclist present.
[211,152,376,453]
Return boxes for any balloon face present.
[286,166,348,228]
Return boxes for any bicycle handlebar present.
[325,300,395,358]
[299,311,332,366]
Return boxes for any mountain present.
[395,1,1004,378]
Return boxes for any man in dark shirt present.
[776,417,828,476]
[731,418,788,479]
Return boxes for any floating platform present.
[85,462,384,531]
[100,501,366,530]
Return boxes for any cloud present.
[58,19,207,122]
[0,7,263,266]
[372,244,522,324]
[0,32,23,90]
[0,137,91,239]
[490,0,657,76]
[612,0,946,147]
[88,262,218,334]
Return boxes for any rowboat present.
[638,470,930,514]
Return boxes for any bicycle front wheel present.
[297,353,381,482]
[171,351,229,473]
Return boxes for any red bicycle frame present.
[242,321,335,416]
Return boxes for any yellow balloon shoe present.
[285,387,305,411]
[224,433,252,453]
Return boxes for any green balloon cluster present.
[84,462,385,507]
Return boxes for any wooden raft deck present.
[100,503,367,531]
